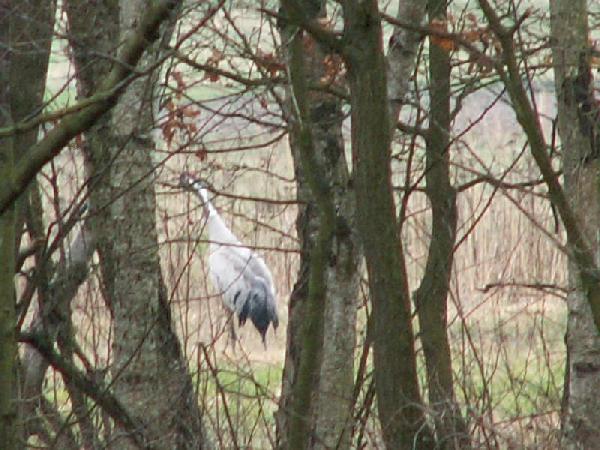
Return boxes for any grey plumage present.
[179,172,279,345]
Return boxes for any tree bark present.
[550,0,600,447]
[386,0,426,126]
[1,1,56,446]
[341,1,433,448]
[0,3,17,445]
[277,3,360,448]
[412,1,469,448]
[278,5,334,448]
[0,0,182,214]
[9,0,56,247]
[66,1,212,448]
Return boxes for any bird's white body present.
[206,212,276,315]
[181,175,279,344]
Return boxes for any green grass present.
[196,361,281,447]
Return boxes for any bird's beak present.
[163,177,183,190]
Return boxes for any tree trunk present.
[0,0,183,215]
[66,1,211,448]
[341,1,433,448]
[412,1,469,448]
[277,3,360,448]
[9,0,56,246]
[0,3,17,445]
[386,0,426,125]
[1,1,55,446]
[550,1,600,447]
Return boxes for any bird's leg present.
[227,309,238,351]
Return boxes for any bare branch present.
[478,0,600,333]
[0,0,223,215]
[20,331,152,450]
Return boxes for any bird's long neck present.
[191,181,217,218]
[191,181,240,245]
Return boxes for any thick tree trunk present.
[278,149,359,450]
[550,1,600,447]
[277,3,360,448]
[66,1,211,448]
[341,1,433,448]
[412,1,469,448]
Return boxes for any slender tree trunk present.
[9,0,56,247]
[412,1,469,448]
[479,0,600,336]
[1,1,55,445]
[0,149,16,450]
[341,1,433,448]
[480,0,600,439]
[277,3,360,449]
[66,1,211,448]
[8,0,56,431]
[8,0,56,142]
[0,3,17,446]
[550,1,600,447]
[386,0,426,125]
[22,214,97,449]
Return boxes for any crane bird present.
[179,172,279,345]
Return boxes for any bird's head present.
[179,171,201,190]
[179,171,214,217]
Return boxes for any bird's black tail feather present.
[238,283,277,344]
